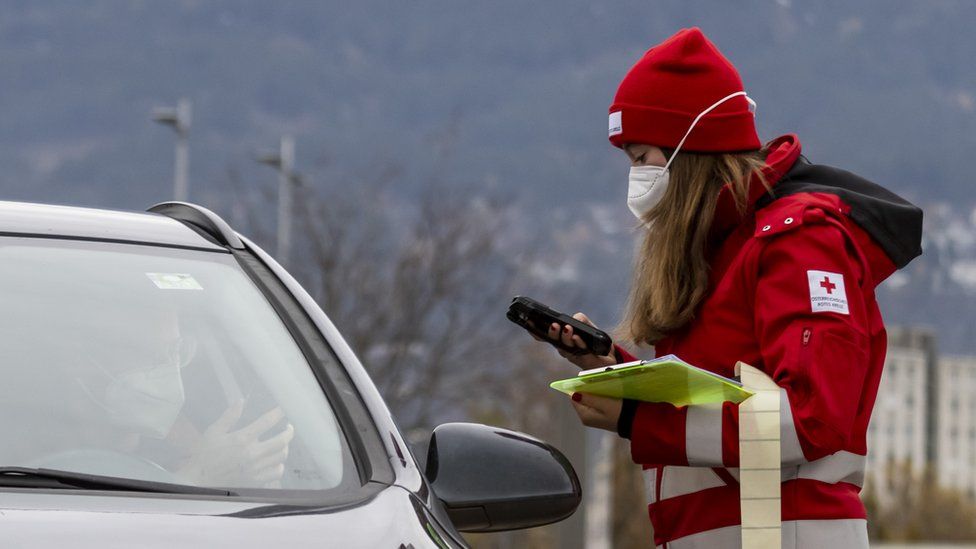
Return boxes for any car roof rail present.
[147,201,244,249]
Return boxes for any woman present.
[540,28,923,548]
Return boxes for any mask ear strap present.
[662,90,752,171]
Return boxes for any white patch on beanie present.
[609,111,622,137]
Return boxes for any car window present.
[0,237,359,496]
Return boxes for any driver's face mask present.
[80,337,195,439]
[102,362,186,439]
[627,91,757,222]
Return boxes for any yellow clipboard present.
[549,354,754,407]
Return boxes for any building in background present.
[936,355,976,499]
[866,327,936,502]
[867,326,976,501]
[867,331,930,469]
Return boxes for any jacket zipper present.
[799,327,813,406]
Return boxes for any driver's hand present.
[175,400,295,488]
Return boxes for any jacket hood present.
[760,156,924,272]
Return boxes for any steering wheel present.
[27,448,178,484]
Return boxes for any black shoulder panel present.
[758,158,923,269]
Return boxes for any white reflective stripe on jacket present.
[685,389,809,467]
[653,519,868,549]
[643,451,866,506]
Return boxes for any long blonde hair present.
[618,150,768,346]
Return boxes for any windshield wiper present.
[0,467,237,496]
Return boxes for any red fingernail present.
[571,392,582,402]
[563,326,570,333]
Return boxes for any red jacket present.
[615,135,923,548]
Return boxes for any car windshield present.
[0,237,358,496]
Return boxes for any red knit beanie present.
[608,27,760,152]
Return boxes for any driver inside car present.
[69,303,295,489]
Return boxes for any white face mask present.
[626,91,757,222]
[627,164,670,220]
[79,341,191,440]
[102,363,186,439]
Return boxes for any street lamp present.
[256,135,298,268]
[151,98,192,202]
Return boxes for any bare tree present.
[865,461,976,541]
[267,175,517,433]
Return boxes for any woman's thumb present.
[573,312,595,327]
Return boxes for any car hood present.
[0,485,458,548]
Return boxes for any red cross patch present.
[807,270,849,314]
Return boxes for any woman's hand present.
[569,392,622,432]
[532,312,617,370]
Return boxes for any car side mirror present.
[425,422,581,533]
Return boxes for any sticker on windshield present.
[146,273,203,290]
